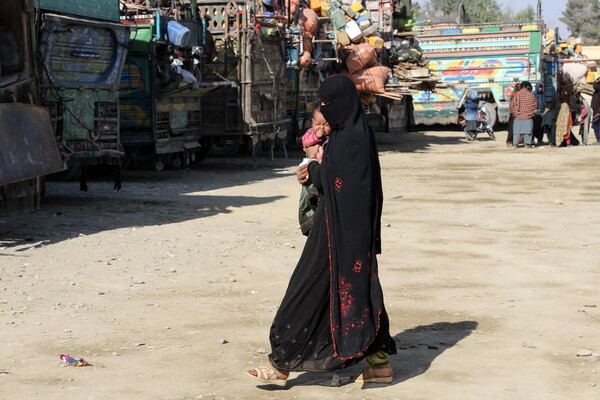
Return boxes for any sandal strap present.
[255,365,280,380]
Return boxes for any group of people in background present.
[503,79,600,149]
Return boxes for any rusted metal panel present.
[37,0,121,22]
[0,103,64,185]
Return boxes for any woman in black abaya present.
[246,75,396,386]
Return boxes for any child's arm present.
[302,128,322,147]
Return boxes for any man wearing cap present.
[512,81,538,148]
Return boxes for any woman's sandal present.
[353,369,393,384]
[245,365,288,387]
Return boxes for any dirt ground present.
[1,128,599,400]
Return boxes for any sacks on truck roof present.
[299,51,313,68]
[344,43,377,74]
[299,8,319,38]
[286,0,300,16]
[303,37,313,54]
[563,63,589,85]
[349,65,391,94]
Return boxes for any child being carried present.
[298,107,331,236]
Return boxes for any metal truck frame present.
[199,0,290,158]
[1,0,63,215]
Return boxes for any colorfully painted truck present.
[411,21,549,126]
[36,0,130,181]
[1,0,63,215]
[119,2,225,169]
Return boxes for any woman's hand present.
[304,144,320,160]
[296,163,309,185]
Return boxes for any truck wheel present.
[209,142,240,158]
[481,102,497,128]
[189,139,211,167]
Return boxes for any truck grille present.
[188,110,201,129]
[94,102,118,143]
[44,101,63,139]
[156,112,170,138]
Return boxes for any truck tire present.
[481,102,497,129]
[209,139,241,158]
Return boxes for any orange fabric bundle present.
[349,65,390,94]
[344,43,377,74]
[299,8,319,38]
[303,38,313,54]
[286,0,300,16]
[299,51,313,68]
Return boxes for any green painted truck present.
[36,0,130,180]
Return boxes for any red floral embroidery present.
[334,178,343,192]
[342,307,370,336]
[370,264,379,280]
[353,260,363,273]
[338,276,354,318]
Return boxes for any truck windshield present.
[0,1,25,85]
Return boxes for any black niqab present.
[318,75,389,359]
[268,75,395,372]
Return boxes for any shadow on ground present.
[376,124,501,153]
[255,320,478,390]
[0,192,285,250]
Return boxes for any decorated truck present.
[1,0,63,215]
[286,0,429,135]
[36,0,130,183]
[411,19,549,127]
[198,0,290,157]
[119,1,218,169]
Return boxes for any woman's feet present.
[245,365,289,387]
[353,367,393,384]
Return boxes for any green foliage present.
[515,5,535,22]
[560,0,600,45]
[412,1,423,20]
[420,0,503,23]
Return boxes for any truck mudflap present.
[0,104,64,185]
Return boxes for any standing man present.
[512,81,538,148]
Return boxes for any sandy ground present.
[1,128,599,400]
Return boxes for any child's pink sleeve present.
[302,128,322,147]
